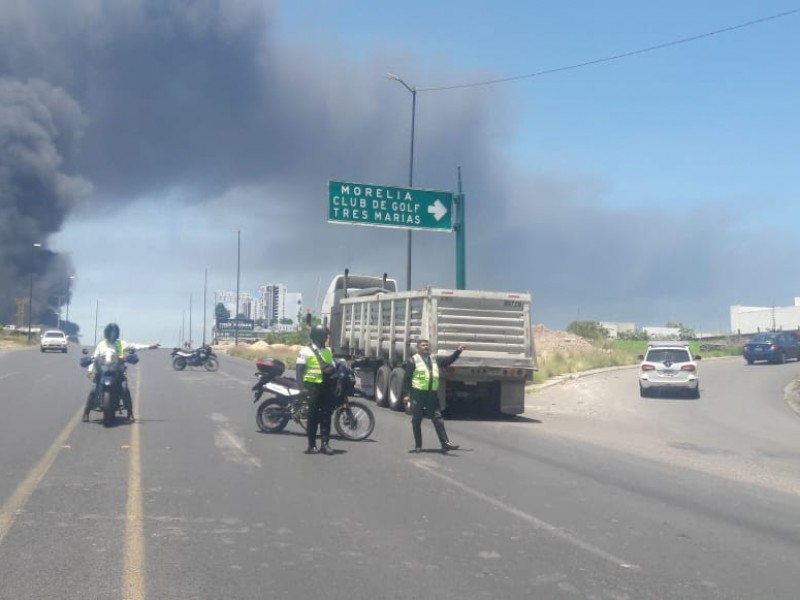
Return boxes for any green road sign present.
[328,180,453,232]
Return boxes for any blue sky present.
[2,1,799,344]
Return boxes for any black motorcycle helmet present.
[104,322,120,343]
[309,324,330,346]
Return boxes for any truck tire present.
[375,366,391,407]
[388,367,406,411]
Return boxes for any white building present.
[255,284,303,326]
[599,321,635,339]
[215,290,253,319]
[216,285,303,328]
[730,298,800,334]
[642,326,681,340]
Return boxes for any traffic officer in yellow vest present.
[296,324,338,455]
[402,339,466,453]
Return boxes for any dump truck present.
[325,271,536,416]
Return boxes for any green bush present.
[566,320,609,343]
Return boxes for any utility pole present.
[203,268,208,346]
[455,166,466,289]
[188,293,193,348]
[27,242,41,341]
[386,73,417,291]
[235,230,241,345]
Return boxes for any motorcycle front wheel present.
[172,356,187,371]
[256,399,290,433]
[102,390,115,427]
[334,401,375,441]
[204,357,219,372]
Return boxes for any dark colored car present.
[743,332,800,364]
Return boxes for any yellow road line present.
[123,368,146,600]
[0,408,82,545]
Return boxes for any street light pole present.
[203,268,208,346]
[386,72,416,291]
[93,299,102,345]
[65,275,75,326]
[187,293,192,348]
[27,242,42,342]
[235,229,241,345]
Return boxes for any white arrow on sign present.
[427,199,448,221]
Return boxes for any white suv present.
[40,330,68,353]
[638,342,701,398]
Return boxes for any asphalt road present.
[1,347,800,599]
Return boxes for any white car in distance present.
[638,341,701,399]
[40,330,68,353]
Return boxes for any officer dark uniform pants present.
[410,388,449,448]
[306,381,334,447]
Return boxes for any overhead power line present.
[419,8,800,92]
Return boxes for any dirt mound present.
[534,324,595,357]
[213,341,303,355]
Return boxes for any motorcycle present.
[252,357,375,441]
[80,347,138,426]
[171,344,219,371]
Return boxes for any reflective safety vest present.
[303,345,333,384]
[411,353,439,391]
[98,339,124,357]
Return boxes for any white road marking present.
[215,426,262,468]
[413,459,639,570]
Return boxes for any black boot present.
[319,437,334,455]
[411,433,422,453]
[412,416,423,453]
[433,418,458,452]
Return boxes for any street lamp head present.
[33,242,41,248]
[385,72,414,93]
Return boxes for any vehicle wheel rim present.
[336,405,373,440]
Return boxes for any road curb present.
[527,364,637,394]
[784,377,800,419]
[526,355,741,395]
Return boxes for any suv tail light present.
[641,364,655,371]
[680,364,696,372]
[770,344,780,351]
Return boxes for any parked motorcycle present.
[171,344,219,371]
[80,347,138,426]
[252,357,375,441]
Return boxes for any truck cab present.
[321,270,397,351]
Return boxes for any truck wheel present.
[388,367,406,411]
[374,366,391,407]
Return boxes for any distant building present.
[256,284,303,327]
[599,321,635,339]
[215,290,252,319]
[216,284,303,331]
[642,326,681,340]
[730,298,800,334]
